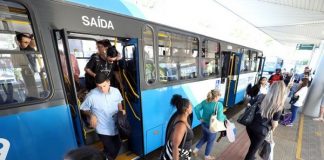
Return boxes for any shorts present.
[321,96,324,107]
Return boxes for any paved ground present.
[144,100,324,160]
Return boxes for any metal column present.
[303,41,324,117]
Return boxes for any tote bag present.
[209,102,226,133]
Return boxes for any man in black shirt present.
[84,40,112,91]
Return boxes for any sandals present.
[313,118,324,122]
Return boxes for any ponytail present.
[207,89,221,102]
[170,94,190,114]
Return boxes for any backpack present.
[280,111,292,125]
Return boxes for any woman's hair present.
[259,81,287,119]
[96,39,111,48]
[207,89,221,102]
[170,94,190,114]
[258,77,267,85]
[64,146,106,160]
[296,78,309,92]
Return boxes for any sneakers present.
[285,123,293,127]
[205,155,216,160]
[192,148,199,157]
[313,118,324,122]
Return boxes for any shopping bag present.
[210,102,226,133]
[268,131,275,160]
[225,121,237,143]
[259,131,275,160]
[259,140,271,160]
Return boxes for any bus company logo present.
[81,16,114,30]
[0,138,10,160]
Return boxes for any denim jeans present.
[290,105,300,123]
[195,122,217,156]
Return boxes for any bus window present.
[68,39,97,78]
[250,51,258,72]
[143,25,156,85]
[202,40,220,77]
[240,49,250,73]
[158,31,198,82]
[0,1,50,106]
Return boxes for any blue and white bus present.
[0,0,263,159]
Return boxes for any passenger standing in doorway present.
[161,94,194,160]
[286,78,309,126]
[84,40,112,91]
[268,68,283,85]
[244,81,287,160]
[193,89,227,160]
[80,73,125,160]
[106,40,124,92]
[313,95,324,122]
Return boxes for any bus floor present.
[145,99,324,160]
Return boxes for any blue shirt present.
[80,87,123,135]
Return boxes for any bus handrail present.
[125,94,141,121]
[122,70,140,98]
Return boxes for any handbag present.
[237,94,265,126]
[259,131,275,160]
[209,102,226,133]
[237,102,258,126]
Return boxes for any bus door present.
[221,51,242,107]
[53,29,85,145]
[118,38,143,155]
[257,56,266,80]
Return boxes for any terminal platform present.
[145,100,324,160]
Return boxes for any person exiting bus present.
[84,40,113,91]
[161,94,194,160]
[106,41,124,93]
[80,73,125,160]
[268,68,283,85]
[193,89,227,160]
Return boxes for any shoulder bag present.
[209,102,226,133]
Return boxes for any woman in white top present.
[287,78,309,126]
[258,77,269,95]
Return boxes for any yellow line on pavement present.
[296,114,304,160]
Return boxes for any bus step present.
[116,151,139,160]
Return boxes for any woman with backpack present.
[244,81,287,160]
[161,94,194,160]
[193,89,227,160]
[286,78,309,126]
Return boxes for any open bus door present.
[257,56,266,79]
[221,51,242,107]
[118,38,143,156]
[53,29,85,146]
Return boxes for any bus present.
[0,0,264,159]
[263,56,284,74]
